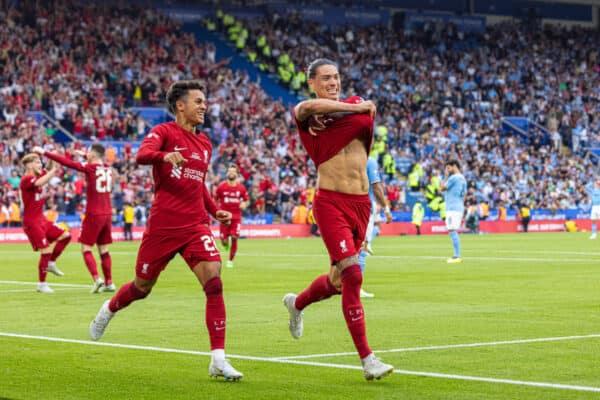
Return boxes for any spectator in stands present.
[412,201,424,236]
[123,202,134,241]
[0,202,9,227]
[291,201,309,224]
[1,3,599,228]
[8,170,20,189]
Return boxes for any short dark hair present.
[227,164,239,172]
[90,143,105,157]
[445,158,461,169]
[166,80,206,113]
[307,58,338,80]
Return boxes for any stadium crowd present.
[219,11,600,212]
[1,2,600,226]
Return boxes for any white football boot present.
[90,300,114,341]
[360,288,375,298]
[46,261,64,276]
[362,353,394,381]
[91,277,104,294]
[100,283,117,292]
[208,358,243,381]
[283,293,303,339]
[36,282,54,294]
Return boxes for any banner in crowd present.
[0,219,589,244]
[380,219,591,235]
[268,4,390,26]
[54,209,584,230]
[392,208,585,222]
[404,12,486,33]
[157,6,211,22]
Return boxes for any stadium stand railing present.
[27,111,77,144]
[182,21,299,106]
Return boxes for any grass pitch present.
[1,232,600,399]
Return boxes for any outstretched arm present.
[33,146,86,172]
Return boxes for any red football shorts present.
[23,219,65,251]
[312,188,371,265]
[135,225,221,280]
[220,218,241,239]
[79,214,113,246]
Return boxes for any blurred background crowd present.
[1,0,599,227]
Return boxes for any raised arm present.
[45,150,86,172]
[441,175,451,192]
[32,146,86,172]
[33,164,59,187]
[294,99,376,122]
[135,130,178,165]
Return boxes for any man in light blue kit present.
[441,159,467,264]
[586,178,600,239]
[359,157,392,297]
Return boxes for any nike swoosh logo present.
[210,252,219,257]
[174,146,187,151]
[351,317,363,322]
[215,326,225,331]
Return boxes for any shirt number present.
[201,235,217,252]
[95,168,113,193]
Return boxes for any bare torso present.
[316,138,369,194]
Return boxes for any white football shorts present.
[445,211,463,231]
[591,205,600,220]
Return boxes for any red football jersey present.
[44,152,113,216]
[294,96,374,168]
[215,181,248,219]
[19,172,46,224]
[136,122,218,231]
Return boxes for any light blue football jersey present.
[586,182,600,206]
[367,157,382,205]
[444,173,467,212]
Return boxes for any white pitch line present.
[391,369,600,393]
[234,253,600,263]
[1,332,599,393]
[2,251,598,263]
[275,333,600,360]
[467,249,600,256]
[0,288,85,293]
[0,280,90,288]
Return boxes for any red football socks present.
[38,253,51,282]
[341,265,371,359]
[83,250,99,280]
[100,252,112,285]
[204,277,226,350]
[108,281,149,312]
[295,273,340,310]
[229,238,238,261]
[50,236,71,262]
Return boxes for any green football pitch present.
[1,232,600,399]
